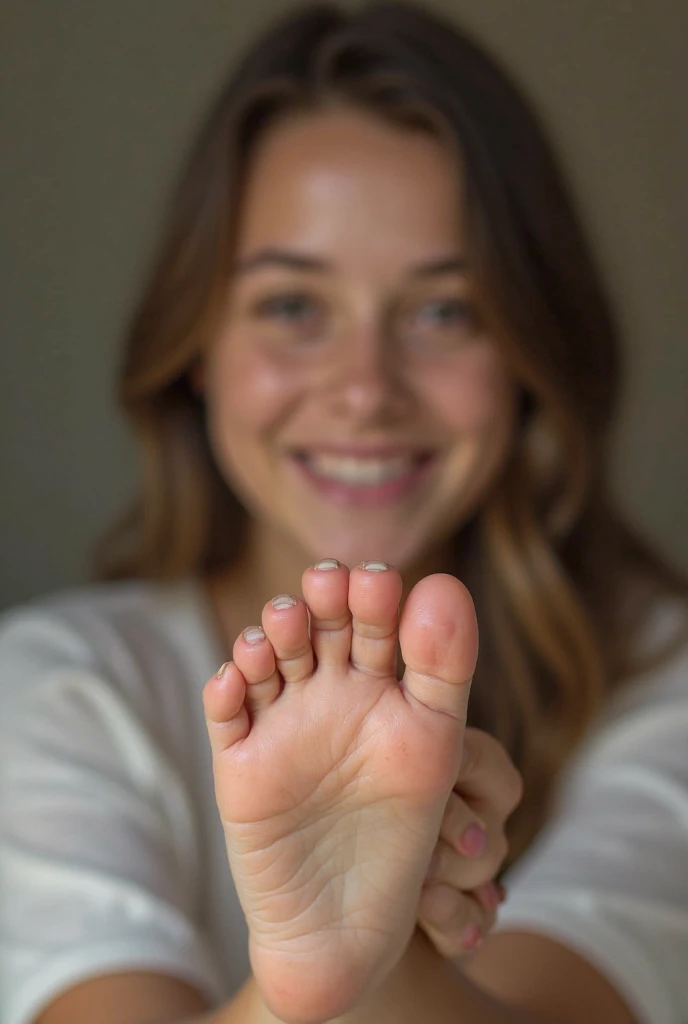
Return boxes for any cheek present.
[423,344,515,434]
[209,343,302,433]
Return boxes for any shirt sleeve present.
[496,647,688,1024]
[0,606,225,1024]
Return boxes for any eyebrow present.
[232,248,466,277]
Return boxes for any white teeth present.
[305,454,416,485]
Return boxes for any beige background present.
[1,0,687,610]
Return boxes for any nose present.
[322,323,411,423]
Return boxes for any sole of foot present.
[203,561,478,1023]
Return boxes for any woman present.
[1,3,687,1023]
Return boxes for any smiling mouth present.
[300,452,430,484]
[290,450,436,505]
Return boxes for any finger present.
[418,885,495,960]
[439,790,488,858]
[426,830,509,892]
[439,795,509,887]
[456,728,523,819]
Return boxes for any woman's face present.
[200,108,517,570]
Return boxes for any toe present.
[233,625,281,712]
[203,661,250,754]
[348,562,403,678]
[301,559,352,667]
[261,594,313,685]
[399,574,478,720]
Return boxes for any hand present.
[418,727,523,958]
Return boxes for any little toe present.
[261,593,313,685]
[233,625,281,713]
[301,559,352,667]
[203,661,250,755]
[399,574,478,721]
[348,561,403,678]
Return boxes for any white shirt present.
[0,579,686,1024]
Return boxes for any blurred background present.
[1,0,687,610]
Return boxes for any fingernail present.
[496,882,507,903]
[314,558,340,570]
[242,627,265,644]
[360,560,388,571]
[216,661,229,679]
[271,594,297,610]
[458,822,487,858]
[461,924,483,951]
[480,881,502,912]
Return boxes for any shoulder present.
[0,577,220,748]
[0,576,215,673]
[0,577,195,650]
[497,598,688,1023]
[0,579,150,665]
[580,595,688,761]
[0,582,227,1021]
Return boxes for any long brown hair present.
[93,1,686,865]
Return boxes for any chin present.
[304,532,430,575]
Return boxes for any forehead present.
[233,108,465,269]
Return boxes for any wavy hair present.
[93,1,686,865]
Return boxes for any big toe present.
[399,574,478,721]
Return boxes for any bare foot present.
[203,561,478,1023]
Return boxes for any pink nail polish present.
[480,881,501,912]
[461,924,483,951]
[458,822,487,858]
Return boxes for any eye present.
[414,298,473,329]
[254,292,321,324]
[401,297,477,349]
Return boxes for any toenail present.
[314,558,340,570]
[216,661,229,679]
[242,627,265,644]
[271,594,298,610]
[360,560,389,572]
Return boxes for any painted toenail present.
[271,594,298,610]
[314,558,340,570]
[242,627,266,644]
[216,661,229,679]
[360,560,389,572]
